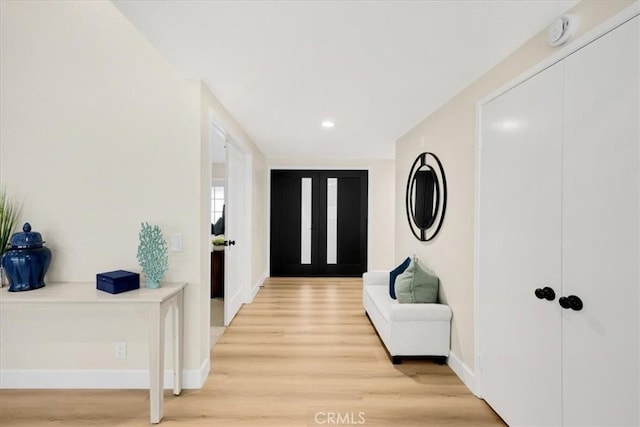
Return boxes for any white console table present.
[0,281,186,424]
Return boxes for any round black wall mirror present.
[405,152,447,242]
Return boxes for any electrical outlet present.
[115,342,127,360]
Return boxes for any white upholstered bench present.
[363,271,452,364]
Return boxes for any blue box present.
[97,270,140,294]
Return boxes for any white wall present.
[0,0,267,387]
[394,0,634,380]
[212,163,226,181]
[267,158,395,271]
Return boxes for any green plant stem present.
[0,186,22,256]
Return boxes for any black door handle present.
[535,287,556,301]
[559,295,583,311]
[224,240,236,246]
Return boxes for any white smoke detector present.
[547,14,578,47]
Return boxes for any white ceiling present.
[113,0,578,160]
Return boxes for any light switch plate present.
[171,233,183,252]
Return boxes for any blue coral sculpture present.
[136,222,168,289]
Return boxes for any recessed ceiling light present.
[321,120,335,128]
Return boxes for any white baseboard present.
[447,351,477,397]
[0,357,210,389]
[196,356,210,388]
[250,271,267,302]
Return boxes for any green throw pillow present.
[394,259,439,303]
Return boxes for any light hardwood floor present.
[0,277,504,426]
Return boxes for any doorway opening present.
[270,169,368,277]
[209,124,226,347]
[208,119,252,350]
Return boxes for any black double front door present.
[270,170,368,277]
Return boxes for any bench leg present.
[391,356,402,365]
[434,356,447,365]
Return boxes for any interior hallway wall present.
[0,0,268,386]
[394,0,634,382]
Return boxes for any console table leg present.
[172,292,184,396]
[149,304,165,424]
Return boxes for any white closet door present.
[562,16,639,426]
[478,64,564,426]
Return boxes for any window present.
[326,178,338,264]
[301,177,312,264]
[211,185,225,223]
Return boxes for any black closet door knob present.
[568,295,583,311]
[535,287,556,301]
[224,240,236,246]
[559,295,583,311]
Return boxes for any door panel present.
[325,174,368,276]
[270,171,318,276]
[224,142,246,326]
[561,17,639,426]
[270,170,367,277]
[479,63,564,426]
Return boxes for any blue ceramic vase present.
[1,223,52,292]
